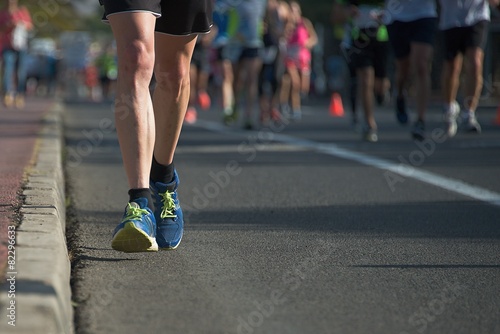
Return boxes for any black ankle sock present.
[128,188,154,211]
[150,156,174,184]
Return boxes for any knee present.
[155,62,190,96]
[450,61,461,75]
[415,59,430,78]
[223,70,233,83]
[119,40,155,83]
[468,55,483,78]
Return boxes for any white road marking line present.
[176,144,306,154]
[191,120,500,207]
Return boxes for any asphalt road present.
[64,98,500,334]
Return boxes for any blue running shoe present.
[396,96,409,125]
[150,171,184,250]
[111,198,158,252]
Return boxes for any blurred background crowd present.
[0,0,499,126]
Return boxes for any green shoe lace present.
[123,203,149,221]
[160,191,177,219]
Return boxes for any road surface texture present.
[64,99,500,334]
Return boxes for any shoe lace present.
[160,191,177,219]
[124,203,149,221]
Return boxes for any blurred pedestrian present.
[440,0,500,137]
[84,63,99,101]
[99,1,212,252]
[232,0,268,130]
[332,0,359,128]
[0,0,32,109]
[279,0,317,121]
[95,43,117,102]
[384,0,438,141]
[258,0,288,126]
[343,0,389,142]
[213,0,238,125]
[186,27,216,124]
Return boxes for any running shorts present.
[443,20,489,60]
[99,0,213,35]
[350,29,389,79]
[387,18,437,59]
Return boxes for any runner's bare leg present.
[108,13,157,189]
[152,33,198,166]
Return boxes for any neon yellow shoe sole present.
[111,222,158,253]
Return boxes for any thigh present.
[239,48,261,78]
[2,49,17,67]
[410,41,434,66]
[298,49,311,74]
[356,66,374,87]
[351,38,375,71]
[154,33,198,79]
[106,12,157,63]
[15,50,27,69]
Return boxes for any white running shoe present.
[444,101,460,137]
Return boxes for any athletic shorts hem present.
[154,25,213,37]
[100,0,213,36]
[102,10,161,22]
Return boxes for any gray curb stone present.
[0,104,73,334]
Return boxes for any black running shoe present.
[411,120,425,141]
[396,96,409,124]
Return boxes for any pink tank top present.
[288,19,308,48]
[286,18,311,70]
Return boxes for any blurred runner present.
[0,0,33,109]
[440,0,499,137]
[232,0,267,130]
[213,0,239,125]
[258,0,288,126]
[186,28,216,124]
[279,1,317,121]
[384,0,438,141]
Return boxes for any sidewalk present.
[0,97,73,333]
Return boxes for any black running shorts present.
[443,20,489,60]
[100,0,213,35]
[387,18,437,59]
[351,30,389,79]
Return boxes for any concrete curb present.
[0,103,73,333]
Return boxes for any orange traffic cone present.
[329,92,344,117]
[494,104,500,126]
